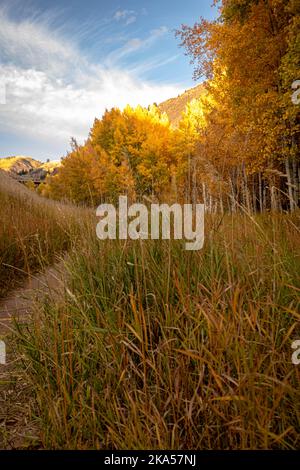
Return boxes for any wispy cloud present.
[128,54,181,77]
[105,26,169,66]
[0,9,182,155]
[1,65,181,142]
[0,9,78,77]
[113,9,137,26]
[125,16,137,26]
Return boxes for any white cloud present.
[1,65,182,144]
[113,9,137,25]
[0,10,182,154]
[105,26,169,66]
[0,9,78,77]
[125,16,137,26]
[151,26,169,36]
[114,10,127,20]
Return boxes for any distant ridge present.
[159,83,204,127]
[0,156,61,184]
[0,156,42,175]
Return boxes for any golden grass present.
[0,170,88,297]
[15,210,300,449]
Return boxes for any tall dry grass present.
[0,170,88,297]
[16,210,300,449]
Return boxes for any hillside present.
[0,156,61,183]
[159,83,204,126]
[0,156,42,175]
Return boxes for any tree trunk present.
[258,172,263,213]
[285,158,295,212]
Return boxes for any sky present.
[0,0,218,161]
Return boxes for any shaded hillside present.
[0,156,61,184]
[159,83,204,126]
[0,156,42,175]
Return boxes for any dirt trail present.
[0,261,65,334]
[0,260,67,449]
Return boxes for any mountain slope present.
[0,156,42,175]
[0,156,61,183]
[159,83,204,126]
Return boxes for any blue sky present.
[0,0,218,161]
